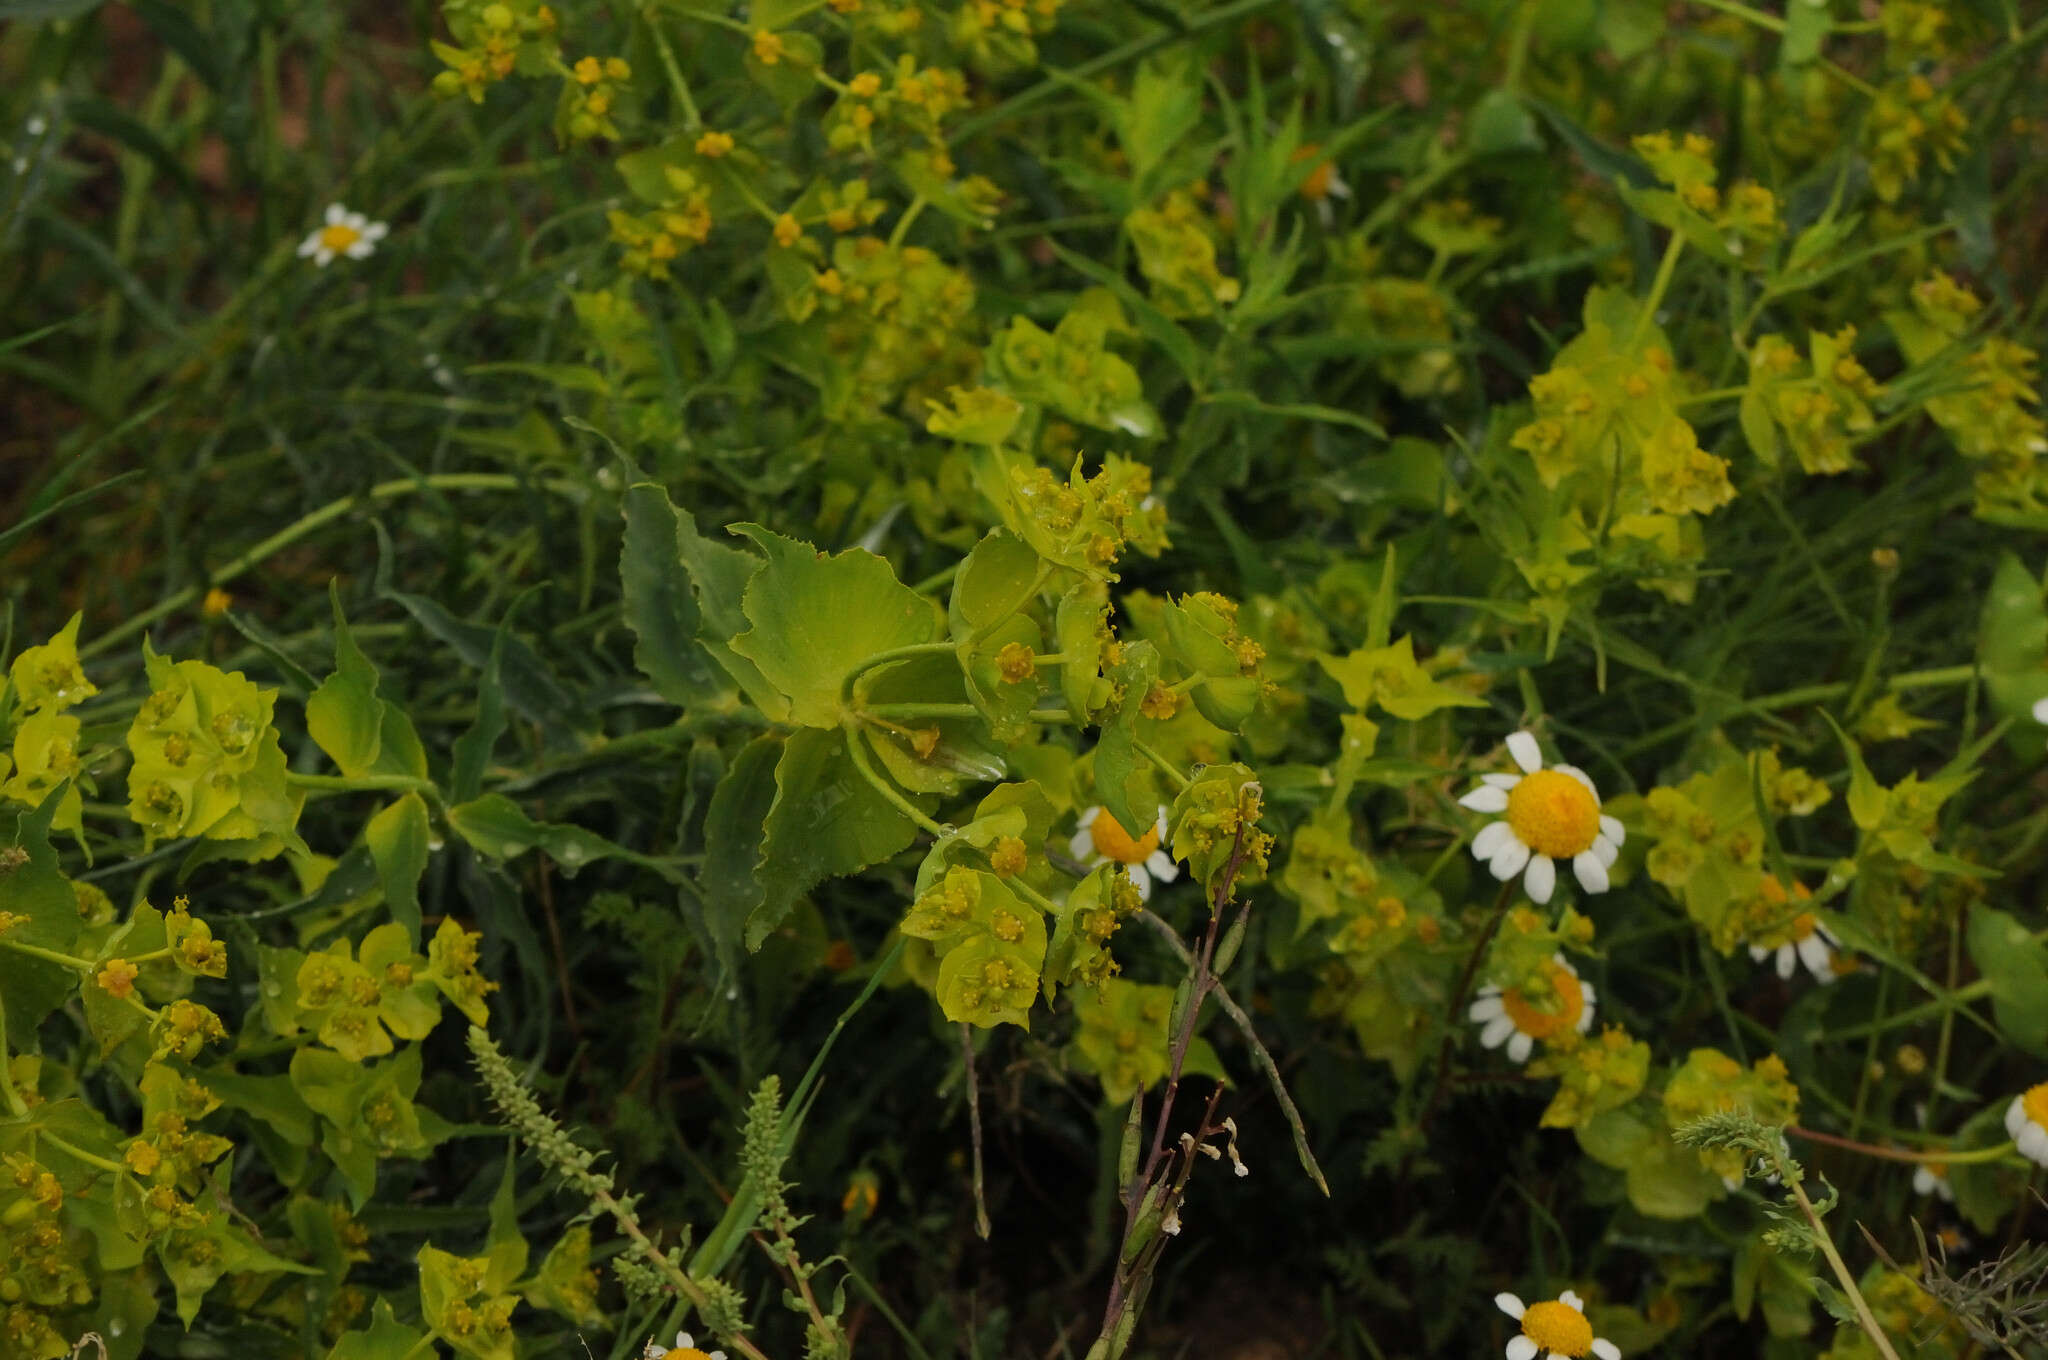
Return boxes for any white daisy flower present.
[1495,1289,1621,1360]
[1069,805,1178,901]
[1747,916,1839,983]
[298,202,388,267]
[2005,1082,2048,1169]
[1911,1162,1954,1202]
[1460,730,1624,905]
[644,1332,726,1360]
[1469,954,1596,1064]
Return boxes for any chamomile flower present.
[1912,1162,1954,1202]
[298,203,388,267]
[644,1332,726,1360]
[1069,805,1178,900]
[1469,955,1597,1064]
[1460,731,1624,904]
[1748,913,1840,983]
[1495,1289,1621,1360]
[2005,1082,2048,1169]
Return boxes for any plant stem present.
[1417,882,1516,1136]
[1097,817,1253,1349]
[1633,231,1687,347]
[960,1023,991,1239]
[0,1000,27,1117]
[1132,740,1191,791]
[1787,1173,1902,1360]
[841,722,949,839]
[82,474,586,661]
[1789,1127,2017,1166]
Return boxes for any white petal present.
[1591,835,1620,867]
[1524,854,1555,904]
[1152,807,1169,839]
[297,232,320,257]
[1599,815,1625,847]
[1576,998,1596,1033]
[1469,995,1506,1022]
[1798,934,1835,982]
[325,202,346,224]
[345,240,374,258]
[1472,821,1515,861]
[1560,1289,1584,1310]
[1482,1014,1517,1049]
[1494,1293,1527,1320]
[676,1335,694,1350]
[1482,773,1522,788]
[1506,731,1542,773]
[1077,806,1101,828]
[1128,864,1152,901]
[313,248,334,266]
[1476,983,1503,998]
[2020,1124,2048,1169]
[363,220,388,240]
[1490,838,1531,882]
[1506,1031,1534,1063]
[1505,1337,1538,1360]
[1592,1340,1621,1360]
[1460,785,1511,813]
[1145,850,1179,883]
[1555,764,1599,801]
[2007,1096,2028,1140]
[1776,944,1796,980]
[1912,1167,1936,1195]
[2033,696,2048,725]
[1749,944,1769,963]
[1068,829,1096,862]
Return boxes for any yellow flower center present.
[318,223,362,253]
[2023,1082,2048,1129]
[1088,810,1161,865]
[1521,1300,1594,1358]
[1500,963,1586,1041]
[1505,770,1601,859]
[1786,912,1818,942]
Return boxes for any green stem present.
[888,195,928,250]
[946,0,1285,144]
[863,703,981,720]
[286,773,438,795]
[1788,1127,2017,1166]
[1500,0,1539,92]
[841,722,949,839]
[39,1129,127,1177]
[1784,1169,1901,1360]
[1687,0,1784,31]
[1133,740,1191,791]
[1633,231,1686,347]
[1,939,97,972]
[82,474,585,661]
[837,641,961,706]
[643,3,702,128]
[0,999,27,1117]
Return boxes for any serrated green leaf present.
[750,727,926,950]
[622,483,728,706]
[727,524,939,727]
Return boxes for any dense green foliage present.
[4,0,2048,1357]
